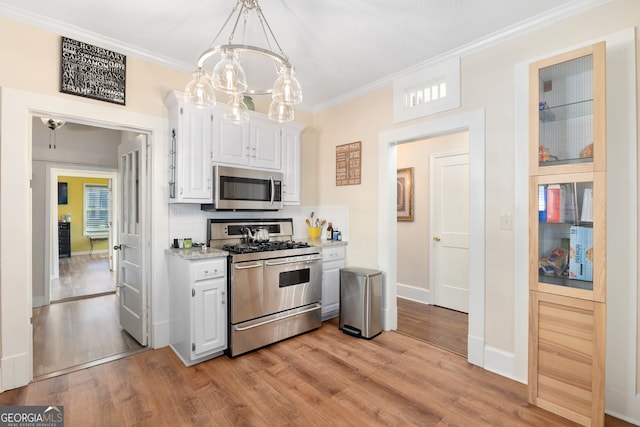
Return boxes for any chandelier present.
[184,0,302,124]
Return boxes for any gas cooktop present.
[223,240,310,254]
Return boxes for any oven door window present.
[279,268,310,288]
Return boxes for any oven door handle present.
[234,262,263,270]
[264,255,323,266]
[233,304,321,331]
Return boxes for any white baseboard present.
[152,320,170,348]
[605,388,640,425]
[483,344,524,384]
[467,334,484,368]
[396,282,430,304]
[1,352,30,392]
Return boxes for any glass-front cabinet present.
[530,172,605,302]
[530,43,606,175]
[528,42,606,427]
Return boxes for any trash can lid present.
[340,267,382,277]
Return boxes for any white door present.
[116,135,147,345]
[431,153,469,313]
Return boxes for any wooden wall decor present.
[336,141,361,186]
[60,37,126,105]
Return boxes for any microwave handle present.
[270,176,275,206]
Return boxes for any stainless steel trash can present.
[339,267,382,339]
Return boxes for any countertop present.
[302,238,348,247]
[165,247,229,260]
[166,239,346,260]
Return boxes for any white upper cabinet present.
[212,111,281,171]
[166,92,304,205]
[165,91,213,203]
[281,122,305,204]
[212,111,250,165]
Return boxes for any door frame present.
[0,87,165,389]
[430,150,469,312]
[378,109,486,368]
[44,166,118,306]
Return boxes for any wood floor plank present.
[1,319,634,427]
[32,293,144,377]
[397,297,468,356]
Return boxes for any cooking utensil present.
[244,227,270,243]
[306,218,312,227]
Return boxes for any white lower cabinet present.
[168,255,227,366]
[321,245,346,320]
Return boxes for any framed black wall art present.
[60,36,126,105]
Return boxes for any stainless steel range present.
[208,218,322,357]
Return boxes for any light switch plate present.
[500,213,513,230]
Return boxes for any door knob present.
[113,244,122,250]
[433,235,442,241]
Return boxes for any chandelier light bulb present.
[268,100,295,123]
[212,51,248,94]
[223,94,250,124]
[272,67,303,105]
[184,69,216,108]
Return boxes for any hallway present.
[33,254,144,379]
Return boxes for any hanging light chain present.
[208,1,242,49]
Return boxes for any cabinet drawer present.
[323,246,345,262]
[193,259,226,281]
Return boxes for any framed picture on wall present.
[397,167,414,221]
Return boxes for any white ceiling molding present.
[312,0,612,113]
[0,2,193,73]
[0,0,612,113]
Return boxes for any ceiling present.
[0,0,607,111]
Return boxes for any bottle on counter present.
[333,227,339,241]
[326,222,333,240]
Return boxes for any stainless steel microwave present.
[201,165,283,211]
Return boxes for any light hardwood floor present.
[51,253,116,301]
[4,319,633,426]
[34,253,143,378]
[396,297,468,357]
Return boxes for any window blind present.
[84,184,110,236]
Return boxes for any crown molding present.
[0,0,612,113]
[0,2,193,73]
[312,0,612,113]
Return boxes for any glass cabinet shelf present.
[539,99,593,123]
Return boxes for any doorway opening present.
[395,131,470,357]
[31,117,148,380]
[49,168,117,303]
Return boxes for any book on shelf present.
[581,188,594,222]
[538,185,547,222]
[546,185,564,223]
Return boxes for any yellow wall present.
[57,176,109,253]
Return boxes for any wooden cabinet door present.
[528,291,605,426]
